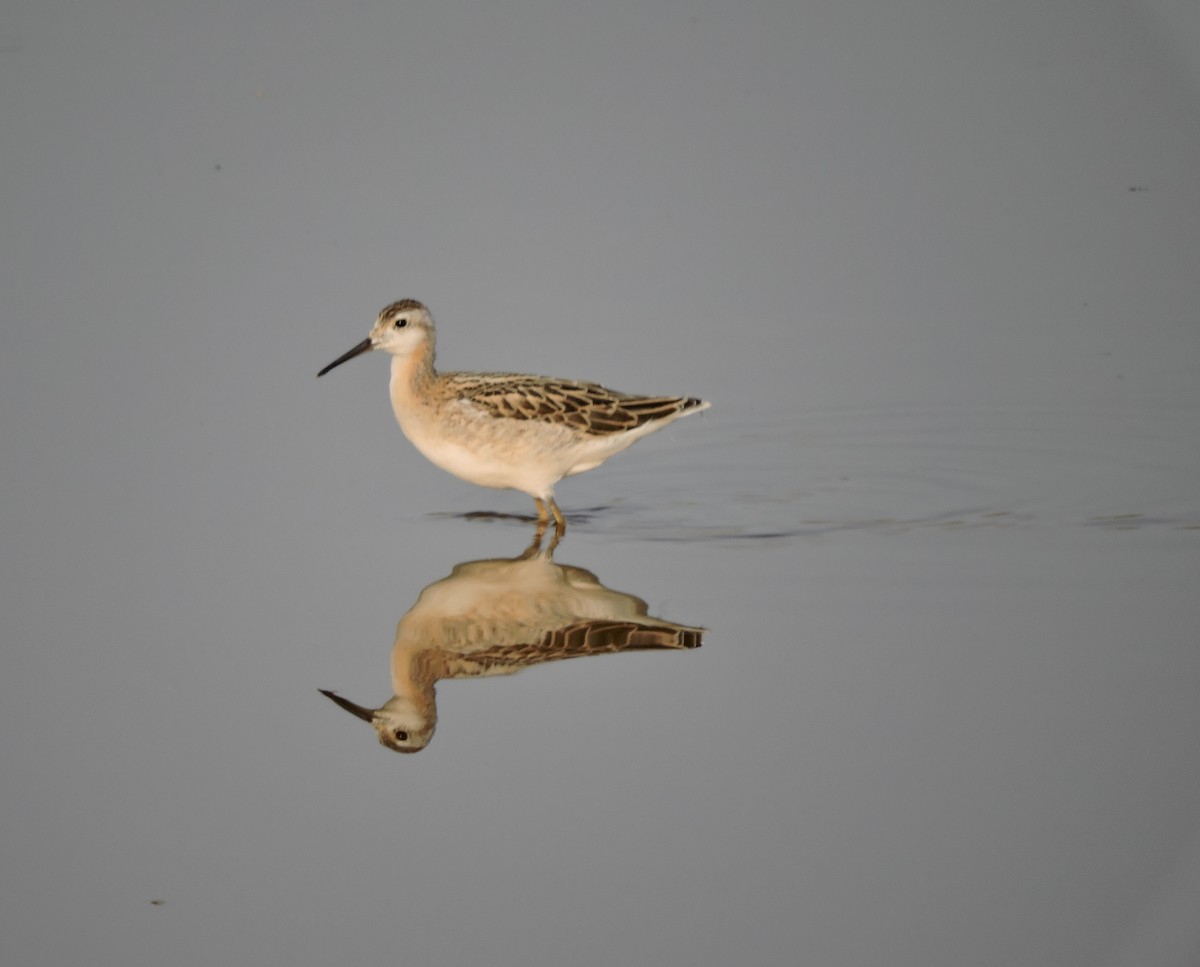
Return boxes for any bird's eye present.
[394,317,407,329]
[395,730,409,742]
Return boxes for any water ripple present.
[548,401,1200,542]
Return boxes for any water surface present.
[3,3,1199,966]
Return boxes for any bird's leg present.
[531,497,551,547]
[534,496,566,541]
[548,497,567,537]
[518,526,545,559]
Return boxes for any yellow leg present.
[519,526,545,558]
[533,497,567,534]
[547,497,566,536]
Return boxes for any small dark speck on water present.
[214,163,221,171]
[150,899,165,906]
[1128,185,1147,192]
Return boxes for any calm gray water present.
[4,3,1199,966]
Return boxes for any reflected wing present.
[538,619,702,656]
[448,620,701,675]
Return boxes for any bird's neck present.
[380,648,439,743]
[390,647,441,706]
[389,341,437,406]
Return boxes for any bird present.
[320,535,702,753]
[317,300,709,534]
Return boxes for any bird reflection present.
[320,535,702,753]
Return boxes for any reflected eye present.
[395,730,409,742]
[394,317,407,329]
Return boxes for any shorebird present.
[318,300,709,533]
[320,536,702,752]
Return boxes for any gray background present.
[3,2,1199,965]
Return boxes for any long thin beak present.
[317,337,374,377]
[319,689,376,723]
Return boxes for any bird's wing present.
[451,373,701,436]
[442,619,702,677]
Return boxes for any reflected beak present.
[317,337,374,377]
[319,689,376,723]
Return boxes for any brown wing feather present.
[450,374,704,437]
[449,620,701,674]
